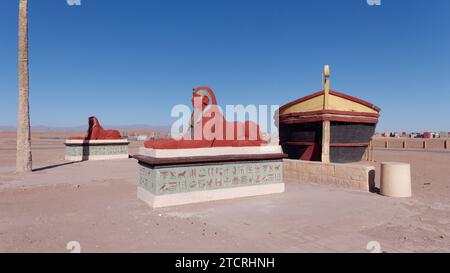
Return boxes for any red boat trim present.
[279,90,381,112]
[280,116,379,124]
[301,144,318,161]
[280,110,380,119]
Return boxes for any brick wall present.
[372,138,450,151]
[283,159,375,192]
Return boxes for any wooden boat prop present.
[278,65,380,163]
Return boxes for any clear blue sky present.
[0,0,449,132]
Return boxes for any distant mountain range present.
[0,126,16,131]
[0,124,171,131]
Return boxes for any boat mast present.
[321,65,331,163]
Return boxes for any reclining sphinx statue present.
[69,116,122,140]
[144,86,266,149]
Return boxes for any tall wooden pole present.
[16,0,32,172]
[321,65,331,163]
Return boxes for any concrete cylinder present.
[380,162,412,198]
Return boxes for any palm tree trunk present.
[16,0,32,172]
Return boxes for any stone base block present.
[283,159,375,192]
[64,139,129,161]
[135,152,286,208]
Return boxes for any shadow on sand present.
[32,161,81,172]
[368,169,381,194]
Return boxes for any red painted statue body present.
[144,86,266,149]
[69,116,122,140]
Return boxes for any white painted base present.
[139,145,283,158]
[65,139,130,145]
[138,183,285,208]
[65,154,129,161]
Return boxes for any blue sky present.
[0,0,449,131]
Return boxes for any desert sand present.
[0,131,449,253]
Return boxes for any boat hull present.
[279,121,377,163]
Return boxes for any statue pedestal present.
[64,139,130,161]
[134,147,286,208]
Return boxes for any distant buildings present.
[375,131,450,139]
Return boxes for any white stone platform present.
[135,146,286,208]
[138,183,285,208]
[139,145,282,158]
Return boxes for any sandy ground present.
[0,132,449,253]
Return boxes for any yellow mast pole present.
[321,65,331,163]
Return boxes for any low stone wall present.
[283,159,375,192]
[372,138,449,151]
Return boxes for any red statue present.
[69,116,122,140]
[144,86,266,149]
